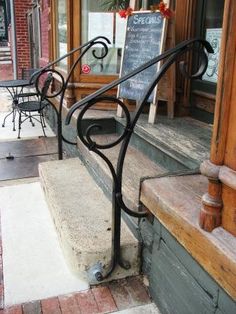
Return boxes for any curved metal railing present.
[64,38,213,281]
[30,36,111,159]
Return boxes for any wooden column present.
[200,0,236,235]
[63,0,77,107]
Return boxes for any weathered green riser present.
[47,107,199,170]
[139,217,236,314]
[116,122,189,171]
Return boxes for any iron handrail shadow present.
[29,36,111,159]
[64,38,213,282]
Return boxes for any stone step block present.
[39,158,140,284]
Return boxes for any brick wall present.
[14,0,32,76]
[39,0,50,67]
[13,0,50,75]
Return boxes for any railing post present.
[65,38,213,280]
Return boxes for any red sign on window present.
[81,64,91,74]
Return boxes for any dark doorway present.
[27,2,41,68]
[0,0,8,42]
[190,0,225,123]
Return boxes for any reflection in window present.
[202,0,224,83]
[57,0,67,68]
[81,1,127,75]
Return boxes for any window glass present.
[57,0,67,68]
[0,2,7,40]
[81,0,127,75]
[201,0,224,83]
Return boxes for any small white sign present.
[202,28,222,83]
[115,13,127,48]
[88,12,113,47]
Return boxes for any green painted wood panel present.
[150,237,216,314]
[160,226,219,304]
[141,247,152,275]
[139,218,154,252]
[218,288,236,314]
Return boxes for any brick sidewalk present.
[0,64,13,81]
[0,278,153,313]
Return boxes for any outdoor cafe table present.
[0,79,32,131]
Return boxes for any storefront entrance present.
[190,0,225,123]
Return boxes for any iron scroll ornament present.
[64,38,213,282]
[29,36,111,159]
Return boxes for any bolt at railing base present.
[95,272,103,282]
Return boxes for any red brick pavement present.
[0,277,151,313]
[0,64,13,81]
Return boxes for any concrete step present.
[0,51,11,56]
[0,50,11,57]
[39,158,140,284]
[0,46,10,51]
[0,55,11,61]
[0,60,12,65]
[116,115,211,170]
[71,109,211,170]
[0,57,11,61]
[77,133,165,213]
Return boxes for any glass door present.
[190,0,225,122]
[27,2,41,68]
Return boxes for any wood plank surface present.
[140,174,236,300]
[0,137,58,159]
[0,154,58,181]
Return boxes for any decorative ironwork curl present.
[77,96,131,150]
[92,41,109,60]
[35,68,65,98]
[65,38,213,282]
[29,36,111,159]
[179,44,210,79]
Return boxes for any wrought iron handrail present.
[29,36,111,159]
[64,38,213,281]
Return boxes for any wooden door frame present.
[27,1,41,68]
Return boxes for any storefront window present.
[57,0,67,68]
[192,0,224,89]
[81,1,127,75]
[190,0,225,122]
[201,0,224,83]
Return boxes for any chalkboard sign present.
[118,11,167,103]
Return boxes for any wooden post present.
[129,0,139,10]
[116,0,139,118]
[200,0,236,235]
[175,0,197,115]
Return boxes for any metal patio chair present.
[18,68,40,100]
[17,72,53,139]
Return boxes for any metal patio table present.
[0,79,32,131]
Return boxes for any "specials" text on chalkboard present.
[118,12,166,103]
